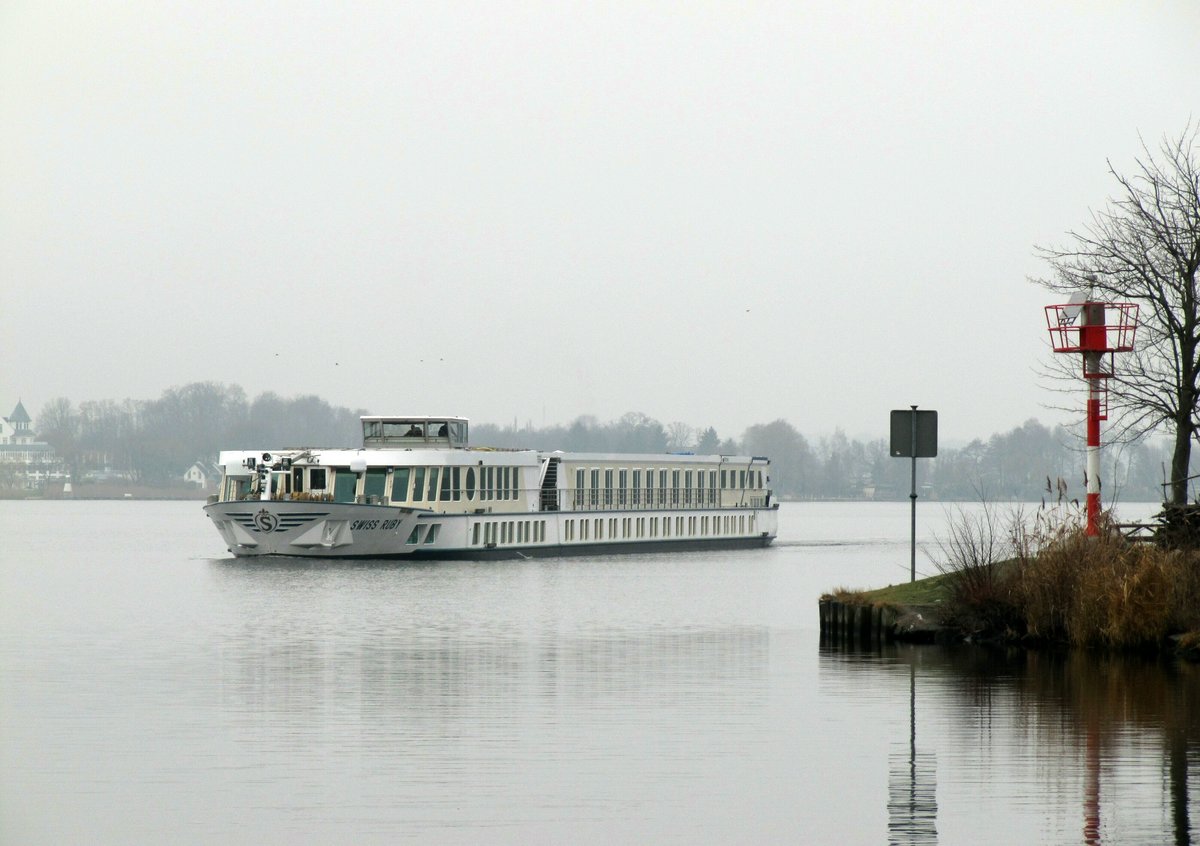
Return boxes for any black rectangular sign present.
[890,409,938,457]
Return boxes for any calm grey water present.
[2,500,1194,845]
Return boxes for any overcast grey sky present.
[2,1,1198,443]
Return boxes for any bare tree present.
[1035,125,1200,504]
[665,421,695,451]
[37,397,80,479]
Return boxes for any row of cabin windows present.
[569,467,765,509]
[471,520,547,546]
[563,513,755,541]
[248,465,523,503]
[357,465,520,503]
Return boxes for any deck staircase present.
[539,457,560,511]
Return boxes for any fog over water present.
[2,3,1199,440]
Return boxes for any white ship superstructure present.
[205,416,778,559]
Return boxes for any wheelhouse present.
[361,416,468,449]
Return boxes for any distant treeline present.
[32,382,1176,501]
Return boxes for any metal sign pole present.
[890,406,937,586]
[909,405,917,583]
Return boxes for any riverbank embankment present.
[823,536,1200,660]
[0,483,208,501]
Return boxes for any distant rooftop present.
[5,399,31,425]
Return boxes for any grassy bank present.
[828,512,1200,657]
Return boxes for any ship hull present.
[206,500,778,560]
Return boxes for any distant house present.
[184,460,220,490]
[0,400,65,488]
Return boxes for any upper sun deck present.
[362,416,469,449]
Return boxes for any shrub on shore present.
[936,505,1200,649]
[1016,529,1200,647]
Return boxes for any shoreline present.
[821,574,1200,661]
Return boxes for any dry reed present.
[937,503,1200,648]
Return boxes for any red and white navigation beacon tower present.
[1045,295,1138,536]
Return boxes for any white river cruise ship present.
[205,416,778,559]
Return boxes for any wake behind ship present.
[205,416,778,559]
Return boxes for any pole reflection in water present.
[888,662,937,845]
[822,644,1200,846]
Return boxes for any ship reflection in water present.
[217,623,770,715]
[823,642,1199,846]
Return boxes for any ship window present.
[292,466,304,493]
[224,477,250,501]
[425,524,440,544]
[466,466,476,500]
[501,467,510,501]
[333,470,358,503]
[684,470,693,505]
[604,470,613,506]
[589,469,600,507]
[428,467,441,501]
[309,468,327,490]
[658,470,668,506]
[511,467,520,500]
[406,526,421,544]
[364,469,387,501]
[452,467,461,501]
[440,467,452,501]
[472,523,480,544]
[618,470,628,507]
[671,470,680,505]
[632,470,641,506]
[575,469,585,508]
[412,468,426,502]
[392,467,410,502]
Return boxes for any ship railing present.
[555,487,766,512]
[241,486,769,510]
